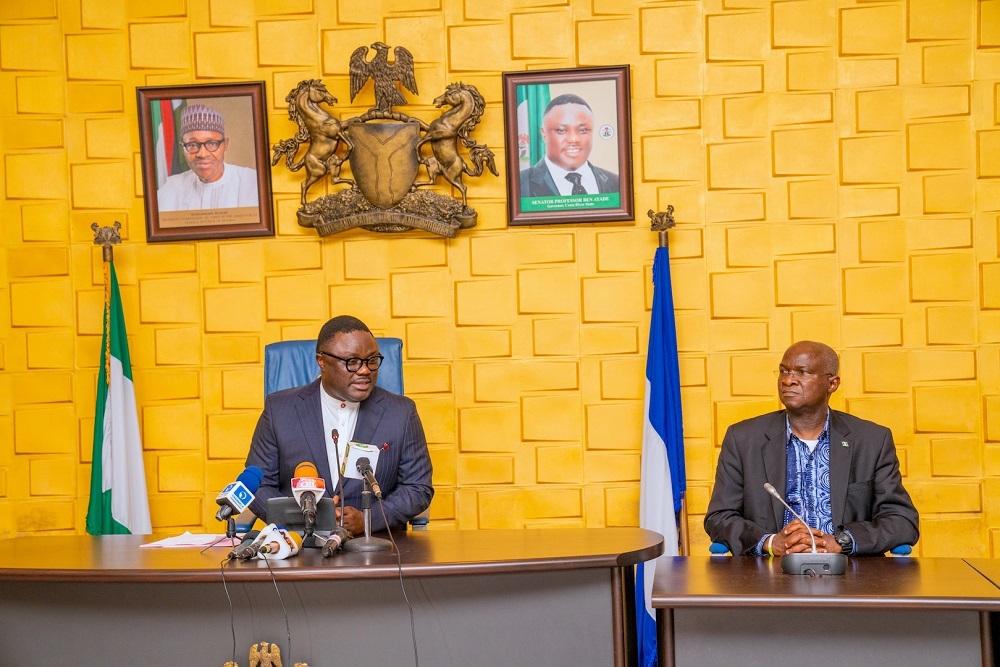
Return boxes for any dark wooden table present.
[652,556,1000,667]
[0,528,663,667]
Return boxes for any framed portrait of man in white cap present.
[138,82,274,242]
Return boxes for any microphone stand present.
[342,479,392,552]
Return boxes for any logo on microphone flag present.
[636,245,686,667]
[86,261,151,536]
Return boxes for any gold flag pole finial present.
[647,206,675,248]
[91,221,122,262]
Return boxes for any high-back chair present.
[264,338,403,396]
[262,337,428,529]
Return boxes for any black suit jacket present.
[704,410,918,555]
[519,159,619,197]
[245,381,433,531]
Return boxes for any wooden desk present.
[652,556,1000,667]
[0,528,662,667]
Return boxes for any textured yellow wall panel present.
[139,277,201,323]
[581,325,638,356]
[511,10,572,59]
[457,454,514,485]
[841,135,904,184]
[914,385,980,433]
[707,141,769,189]
[523,395,582,441]
[581,274,643,322]
[924,173,975,214]
[705,12,766,62]
[257,19,319,66]
[143,403,203,450]
[775,258,838,307]
[158,453,204,492]
[205,286,265,332]
[586,401,643,450]
[14,500,75,532]
[710,270,771,318]
[5,153,68,200]
[456,279,516,325]
[13,406,76,454]
[0,24,62,71]
[841,5,903,55]
[29,457,76,495]
[517,267,578,314]
[475,360,578,401]
[459,405,520,451]
[538,445,584,483]
[129,22,191,69]
[924,44,974,85]
[908,120,972,171]
[389,270,453,317]
[194,31,257,79]
[532,317,582,356]
[931,437,983,477]
[206,412,260,459]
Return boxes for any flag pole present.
[647,207,688,557]
[92,222,122,385]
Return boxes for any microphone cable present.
[259,552,296,666]
[219,556,239,666]
[218,542,297,666]
[376,498,419,667]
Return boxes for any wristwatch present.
[834,530,853,554]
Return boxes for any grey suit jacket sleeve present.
[704,410,919,556]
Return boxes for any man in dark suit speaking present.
[519,93,619,197]
[245,316,433,535]
[705,341,918,557]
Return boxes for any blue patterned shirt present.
[754,412,853,555]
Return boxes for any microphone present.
[332,430,347,528]
[227,529,260,560]
[321,525,354,557]
[237,523,277,560]
[356,457,382,500]
[215,466,263,522]
[258,529,303,560]
[291,462,326,535]
[763,483,847,575]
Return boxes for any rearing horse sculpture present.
[271,79,354,205]
[412,82,497,208]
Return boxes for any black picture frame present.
[502,65,634,226]
[137,81,274,242]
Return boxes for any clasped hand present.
[771,520,842,556]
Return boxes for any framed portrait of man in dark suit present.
[502,65,633,226]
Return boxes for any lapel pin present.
[841,441,849,447]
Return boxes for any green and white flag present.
[86,261,151,535]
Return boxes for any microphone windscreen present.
[294,461,319,478]
[237,466,264,492]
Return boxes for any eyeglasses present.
[775,368,834,380]
[180,139,225,154]
[318,351,384,372]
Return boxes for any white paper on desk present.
[339,441,381,480]
[139,531,236,548]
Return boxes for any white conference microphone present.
[291,462,326,535]
[258,528,303,560]
[237,523,277,560]
[763,482,847,576]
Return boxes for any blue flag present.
[636,245,686,667]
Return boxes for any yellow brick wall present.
[0,0,998,557]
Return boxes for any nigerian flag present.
[86,261,151,535]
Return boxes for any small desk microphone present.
[763,482,847,576]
